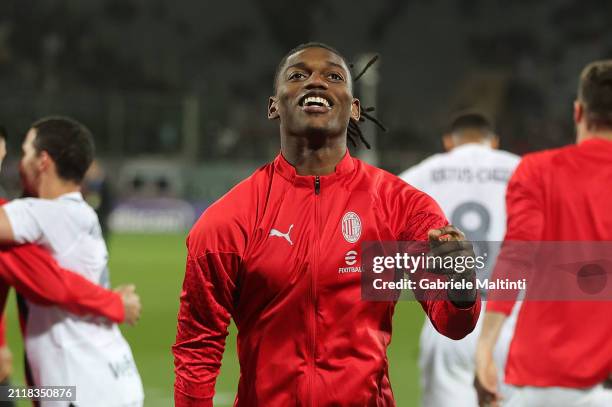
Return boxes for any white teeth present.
[303,96,330,107]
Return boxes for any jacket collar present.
[579,137,612,149]
[273,150,355,187]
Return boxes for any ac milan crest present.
[342,212,362,243]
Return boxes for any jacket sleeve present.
[487,155,544,315]
[398,191,481,340]
[173,248,239,406]
[0,244,124,323]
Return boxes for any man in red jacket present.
[174,42,481,406]
[475,60,612,406]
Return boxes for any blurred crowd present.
[1,0,612,192]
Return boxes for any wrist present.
[475,343,494,365]
[113,291,126,323]
[447,270,477,307]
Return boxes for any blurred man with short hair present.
[475,60,612,406]
[0,117,144,407]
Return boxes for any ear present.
[490,135,500,149]
[442,134,454,151]
[351,98,361,121]
[0,140,6,163]
[574,100,583,125]
[268,97,279,120]
[38,151,51,172]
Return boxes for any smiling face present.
[269,47,360,140]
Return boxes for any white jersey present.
[399,143,519,242]
[4,192,143,407]
[399,143,520,407]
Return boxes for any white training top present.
[4,192,143,407]
[399,143,520,242]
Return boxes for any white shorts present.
[503,384,612,407]
[419,301,519,407]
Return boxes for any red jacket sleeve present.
[0,244,124,323]
[173,182,248,407]
[487,155,544,315]
[173,249,238,407]
[400,190,481,340]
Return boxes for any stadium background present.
[0,0,610,405]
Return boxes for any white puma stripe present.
[269,224,294,245]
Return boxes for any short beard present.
[19,172,39,198]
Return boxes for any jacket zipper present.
[309,176,320,407]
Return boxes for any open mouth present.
[299,94,333,112]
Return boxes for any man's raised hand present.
[427,225,478,306]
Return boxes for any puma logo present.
[269,224,294,245]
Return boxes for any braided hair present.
[274,42,386,149]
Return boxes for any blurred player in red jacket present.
[475,61,612,406]
[174,42,481,406]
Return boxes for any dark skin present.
[268,47,360,176]
[427,226,478,306]
[268,47,476,306]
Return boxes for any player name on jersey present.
[431,167,513,183]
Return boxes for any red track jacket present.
[488,138,612,388]
[174,152,480,406]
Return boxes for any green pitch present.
[4,233,425,406]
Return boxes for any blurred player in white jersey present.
[0,117,143,407]
[399,112,520,407]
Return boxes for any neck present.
[452,137,492,148]
[37,175,80,199]
[280,131,347,176]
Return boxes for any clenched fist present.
[114,284,142,326]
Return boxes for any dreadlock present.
[274,42,386,149]
[346,54,387,149]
